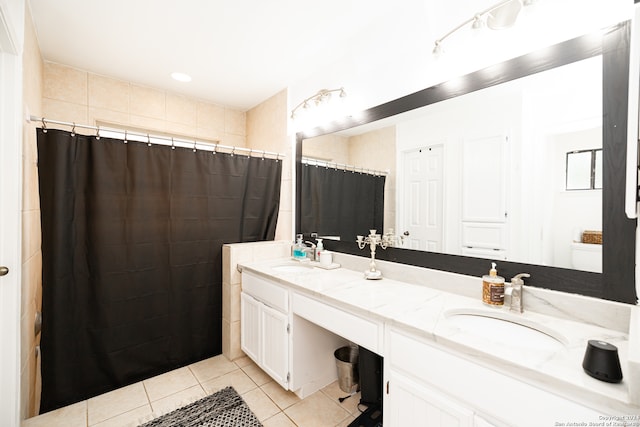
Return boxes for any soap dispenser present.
[482,262,505,306]
[315,238,324,259]
[293,234,306,260]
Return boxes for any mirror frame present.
[295,22,637,304]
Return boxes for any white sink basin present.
[271,264,314,273]
[444,309,566,352]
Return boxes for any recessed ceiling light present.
[171,72,192,82]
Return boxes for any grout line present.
[88,403,150,427]
[141,380,151,405]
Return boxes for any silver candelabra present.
[356,229,393,280]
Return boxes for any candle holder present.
[356,229,392,280]
[382,228,405,247]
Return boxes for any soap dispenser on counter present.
[292,234,307,260]
[482,262,505,306]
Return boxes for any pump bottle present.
[482,262,505,306]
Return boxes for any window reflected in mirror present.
[566,149,603,190]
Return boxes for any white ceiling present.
[28,0,397,111]
[29,1,627,114]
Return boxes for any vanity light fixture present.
[290,87,347,119]
[433,0,532,55]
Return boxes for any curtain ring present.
[71,122,76,137]
[171,137,175,150]
[261,150,266,160]
[41,118,48,133]
[147,134,152,147]
[123,130,128,144]
[247,149,252,159]
[231,147,235,157]
[212,143,217,155]
[193,140,197,152]
[95,125,100,140]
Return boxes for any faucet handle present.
[511,273,530,285]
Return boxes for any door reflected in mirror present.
[301,56,603,272]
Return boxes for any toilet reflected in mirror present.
[571,242,602,273]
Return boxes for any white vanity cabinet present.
[241,270,350,398]
[385,372,475,427]
[384,327,604,427]
[240,272,290,389]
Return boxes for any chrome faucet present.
[303,241,317,261]
[505,273,530,313]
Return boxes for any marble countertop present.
[239,256,639,414]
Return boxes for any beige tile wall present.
[246,89,292,242]
[222,241,292,360]
[302,133,350,164]
[41,62,248,147]
[21,7,44,420]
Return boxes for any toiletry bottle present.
[482,262,505,306]
[315,238,323,260]
[293,234,306,260]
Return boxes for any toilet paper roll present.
[319,250,332,266]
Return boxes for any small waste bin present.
[334,346,359,393]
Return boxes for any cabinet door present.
[386,372,474,427]
[240,292,261,363]
[261,304,289,389]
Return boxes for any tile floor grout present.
[23,354,362,427]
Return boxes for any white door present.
[240,293,261,363]
[0,6,24,424]
[401,146,444,251]
[385,373,474,427]
[461,135,508,256]
[461,135,507,223]
[260,304,289,389]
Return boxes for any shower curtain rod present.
[29,116,286,159]
[302,156,388,176]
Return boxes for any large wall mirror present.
[295,22,637,304]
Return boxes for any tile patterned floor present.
[22,355,363,427]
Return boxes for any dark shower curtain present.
[37,128,282,413]
[300,164,385,240]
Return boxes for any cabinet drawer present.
[242,271,288,313]
[293,292,381,353]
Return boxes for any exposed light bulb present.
[472,14,484,29]
[433,41,443,56]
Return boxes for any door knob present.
[0,266,8,276]
[403,231,410,236]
